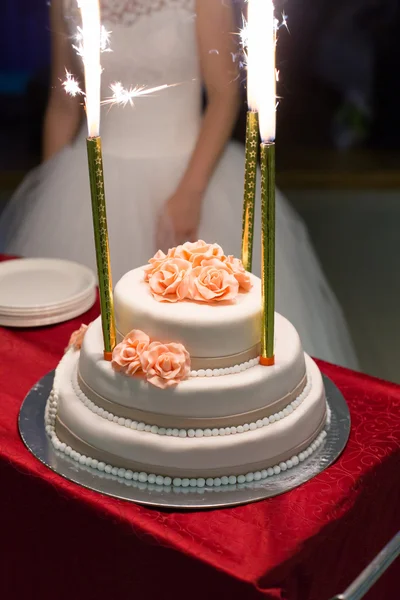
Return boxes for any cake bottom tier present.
[46,349,328,483]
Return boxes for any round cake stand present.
[18,372,350,510]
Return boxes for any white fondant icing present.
[72,365,312,436]
[79,315,306,419]
[45,376,329,486]
[54,349,326,475]
[114,267,262,358]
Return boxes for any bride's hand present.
[156,187,203,250]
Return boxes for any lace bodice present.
[64,0,195,26]
[63,0,200,157]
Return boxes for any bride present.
[0,0,358,369]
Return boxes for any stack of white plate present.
[0,258,97,327]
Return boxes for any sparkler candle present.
[260,140,275,366]
[241,111,259,272]
[79,0,116,359]
[253,0,277,366]
[241,6,259,272]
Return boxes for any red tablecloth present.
[0,254,399,600]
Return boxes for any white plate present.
[0,259,96,312]
[0,289,96,316]
[0,291,96,328]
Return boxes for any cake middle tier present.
[114,267,262,361]
[79,315,306,424]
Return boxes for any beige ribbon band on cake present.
[77,371,308,429]
[55,407,327,478]
[189,344,260,371]
[116,330,260,371]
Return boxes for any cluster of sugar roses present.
[67,325,190,388]
[111,330,190,389]
[144,240,252,303]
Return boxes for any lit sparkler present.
[239,11,288,76]
[240,3,283,273]
[253,0,276,366]
[240,0,278,365]
[63,5,178,110]
[76,0,116,359]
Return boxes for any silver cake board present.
[18,372,350,510]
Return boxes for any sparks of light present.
[100,25,112,52]
[66,2,177,119]
[62,70,84,97]
[102,82,181,107]
[73,25,111,57]
[72,28,84,58]
[280,12,289,33]
[240,15,249,49]
[77,0,102,137]
[245,0,276,142]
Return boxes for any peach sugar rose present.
[222,255,252,292]
[143,248,178,282]
[176,240,225,267]
[189,264,239,302]
[148,258,192,303]
[67,324,88,351]
[111,330,150,376]
[140,341,191,389]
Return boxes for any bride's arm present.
[179,0,241,193]
[42,0,83,161]
[158,0,240,245]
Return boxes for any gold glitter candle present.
[260,142,275,366]
[241,110,259,272]
[86,136,116,360]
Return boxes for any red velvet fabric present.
[0,254,399,600]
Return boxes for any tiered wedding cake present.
[45,241,328,487]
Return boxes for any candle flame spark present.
[72,24,112,58]
[242,0,283,141]
[64,0,179,124]
[100,26,112,52]
[281,12,289,33]
[240,11,286,63]
[102,82,182,107]
[75,0,102,137]
[62,71,84,97]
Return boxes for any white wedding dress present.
[0,0,359,369]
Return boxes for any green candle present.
[259,142,275,366]
[86,136,116,360]
[241,110,259,272]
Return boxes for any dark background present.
[0,1,49,170]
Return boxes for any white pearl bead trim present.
[190,357,260,378]
[45,382,329,488]
[72,368,312,438]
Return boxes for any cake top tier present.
[115,267,261,360]
[114,241,261,361]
